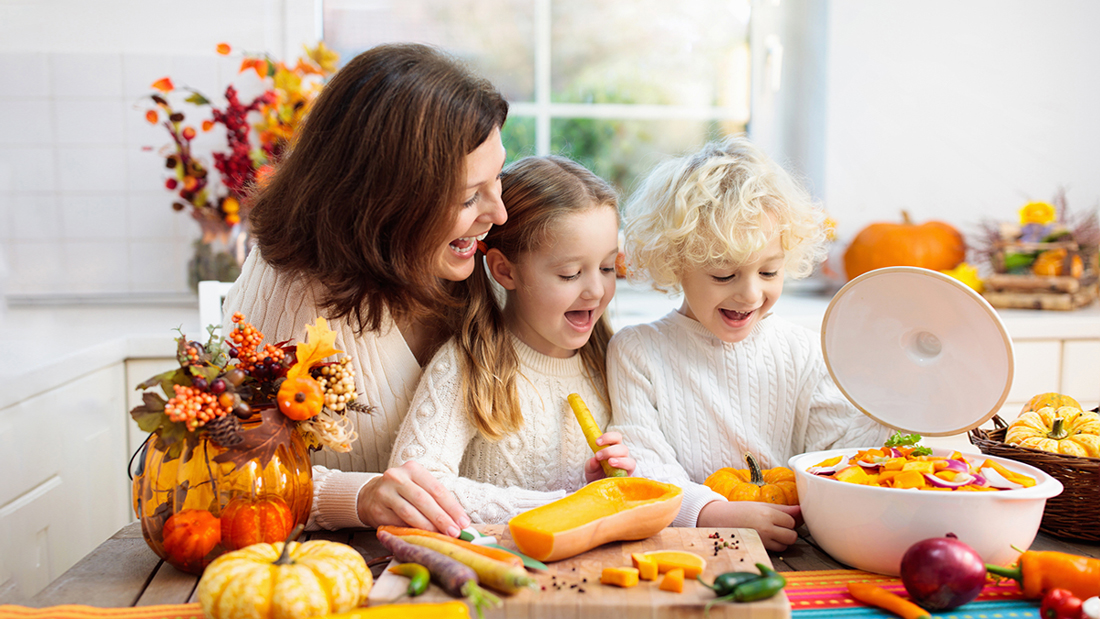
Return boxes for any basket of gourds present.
[968,392,1100,542]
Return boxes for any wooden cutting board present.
[367,526,791,619]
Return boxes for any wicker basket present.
[969,415,1100,542]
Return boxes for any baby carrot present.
[377,525,524,568]
[567,393,628,477]
[400,534,538,595]
[848,582,931,619]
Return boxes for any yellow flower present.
[823,216,838,242]
[1019,201,1056,225]
[941,262,983,293]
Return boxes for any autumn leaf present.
[287,317,342,380]
[184,91,210,106]
[305,41,339,74]
[212,407,296,469]
[151,77,175,93]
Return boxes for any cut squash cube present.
[600,567,639,588]
[659,568,685,593]
[631,553,659,581]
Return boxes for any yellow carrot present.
[568,393,628,477]
[377,525,524,568]
[847,582,931,619]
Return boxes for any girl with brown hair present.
[223,43,508,535]
[389,155,635,523]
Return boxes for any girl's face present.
[434,126,508,282]
[678,232,785,343]
[499,206,619,358]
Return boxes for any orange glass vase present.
[131,422,312,574]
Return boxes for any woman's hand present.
[357,460,471,536]
[697,501,802,552]
[584,431,637,482]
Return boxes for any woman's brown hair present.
[458,155,618,440]
[249,43,508,333]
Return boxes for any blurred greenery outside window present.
[323,0,751,202]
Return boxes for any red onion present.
[900,534,986,610]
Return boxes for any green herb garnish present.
[883,431,932,456]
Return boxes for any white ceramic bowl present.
[789,447,1063,576]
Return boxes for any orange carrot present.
[377,525,524,568]
[847,582,931,619]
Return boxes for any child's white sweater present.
[608,310,892,527]
[390,336,608,523]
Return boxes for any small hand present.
[357,460,471,536]
[696,500,801,552]
[584,431,637,482]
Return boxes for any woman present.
[223,43,508,536]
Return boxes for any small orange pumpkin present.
[1020,392,1082,415]
[277,375,324,420]
[1032,249,1084,278]
[843,211,966,281]
[704,453,798,505]
[162,509,221,572]
[220,495,295,551]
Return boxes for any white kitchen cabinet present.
[0,364,131,603]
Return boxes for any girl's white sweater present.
[390,336,608,523]
[607,310,892,527]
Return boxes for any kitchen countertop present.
[4,281,1100,411]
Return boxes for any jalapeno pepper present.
[704,563,787,614]
[388,562,431,597]
[698,571,764,596]
[987,551,1100,601]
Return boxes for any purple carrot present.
[376,530,501,615]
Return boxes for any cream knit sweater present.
[608,310,892,527]
[390,336,608,524]
[222,250,422,530]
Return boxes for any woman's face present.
[433,126,508,282]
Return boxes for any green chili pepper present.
[388,562,430,597]
[698,571,763,596]
[704,563,787,616]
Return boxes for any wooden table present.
[27,523,1099,610]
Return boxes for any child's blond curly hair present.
[623,135,827,292]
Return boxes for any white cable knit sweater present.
[607,310,892,527]
[222,250,422,530]
[389,336,608,524]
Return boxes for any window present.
[323,0,752,199]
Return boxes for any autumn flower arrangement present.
[131,312,362,468]
[141,42,339,288]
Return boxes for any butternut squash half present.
[507,477,682,562]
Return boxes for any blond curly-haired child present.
[608,136,891,551]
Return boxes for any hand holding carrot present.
[584,431,636,482]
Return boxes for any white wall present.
[1,0,1098,297]
[819,0,1100,245]
[0,0,318,299]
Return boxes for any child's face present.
[678,233,785,343]
[505,206,619,358]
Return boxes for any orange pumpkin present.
[843,211,966,281]
[277,375,324,420]
[704,453,798,505]
[162,509,221,572]
[220,495,295,551]
[1032,249,1084,278]
[1020,392,1082,415]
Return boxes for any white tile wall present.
[0,50,224,297]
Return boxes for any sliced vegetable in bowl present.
[805,432,1036,492]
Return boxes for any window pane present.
[550,0,751,108]
[323,0,535,101]
[501,116,537,164]
[550,118,746,200]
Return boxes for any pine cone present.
[205,414,244,448]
